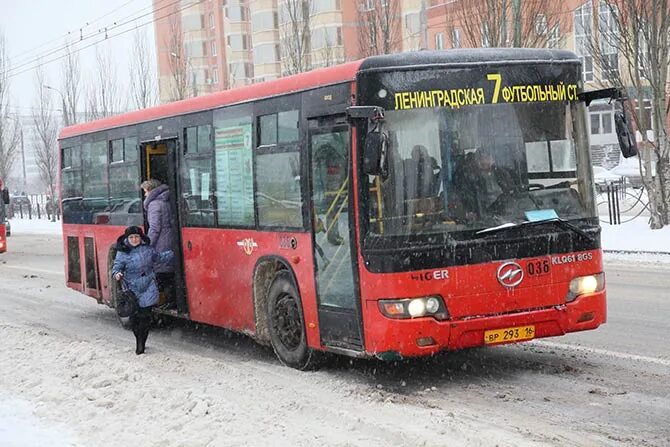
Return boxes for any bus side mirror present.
[614,111,638,158]
[363,131,388,178]
[2,189,8,205]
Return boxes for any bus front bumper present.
[364,291,606,358]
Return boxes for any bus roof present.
[359,48,580,72]
[59,48,580,140]
[59,59,363,140]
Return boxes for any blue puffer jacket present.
[111,234,174,308]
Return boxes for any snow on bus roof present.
[58,60,363,140]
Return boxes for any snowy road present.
[1,233,669,446]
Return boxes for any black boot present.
[135,334,145,355]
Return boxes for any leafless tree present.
[454,0,564,48]
[130,27,157,110]
[32,65,59,200]
[279,0,313,74]
[0,31,20,183]
[85,46,124,120]
[357,0,402,57]
[59,41,80,126]
[166,14,189,101]
[588,0,670,228]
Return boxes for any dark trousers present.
[156,272,176,305]
[130,306,153,354]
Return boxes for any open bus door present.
[308,115,364,353]
[140,139,189,314]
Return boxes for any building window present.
[547,24,561,48]
[209,12,215,29]
[590,112,612,134]
[405,13,420,35]
[535,13,548,36]
[435,33,444,50]
[634,99,653,132]
[226,5,248,21]
[227,34,249,50]
[211,41,217,56]
[254,43,279,64]
[212,68,219,84]
[451,27,461,48]
[574,2,593,82]
[251,10,278,32]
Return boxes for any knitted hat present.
[124,226,144,238]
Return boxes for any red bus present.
[58,49,634,369]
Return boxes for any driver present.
[461,148,515,218]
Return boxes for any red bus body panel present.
[0,224,6,253]
[358,249,605,357]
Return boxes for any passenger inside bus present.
[456,148,516,221]
[141,179,177,310]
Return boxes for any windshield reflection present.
[366,101,596,238]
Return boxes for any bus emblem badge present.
[237,238,258,255]
[497,261,524,288]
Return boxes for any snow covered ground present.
[2,217,670,446]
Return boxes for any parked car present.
[593,166,622,192]
[10,194,32,213]
[92,198,143,226]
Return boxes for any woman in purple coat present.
[141,179,177,308]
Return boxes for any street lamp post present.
[44,84,69,127]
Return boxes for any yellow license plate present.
[484,325,535,345]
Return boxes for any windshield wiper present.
[476,218,596,242]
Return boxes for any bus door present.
[140,138,188,313]
[308,115,363,351]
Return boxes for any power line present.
[9,0,146,66]
[4,0,188,79]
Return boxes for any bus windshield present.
[360,66,596,240]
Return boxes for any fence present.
[7,193,60,221]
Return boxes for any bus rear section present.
[0,223,6,253]
[351,50,607,358]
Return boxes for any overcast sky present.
[0,0,154,118]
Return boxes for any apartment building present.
[154,0,426,100]
[153,0,648,169]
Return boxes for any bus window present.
[103,136,142,226]
[82,140,109,224]
[255,109,302,228]
[61,145,83,224]
[213,106,254,227]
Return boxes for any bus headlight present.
[566,273,605,302]
[379,296,449,320]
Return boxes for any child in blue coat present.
[112,226,174,354]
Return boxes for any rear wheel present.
[267,270,314,370]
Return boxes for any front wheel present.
[267,270,314,370]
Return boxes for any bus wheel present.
[267,270,313,370]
